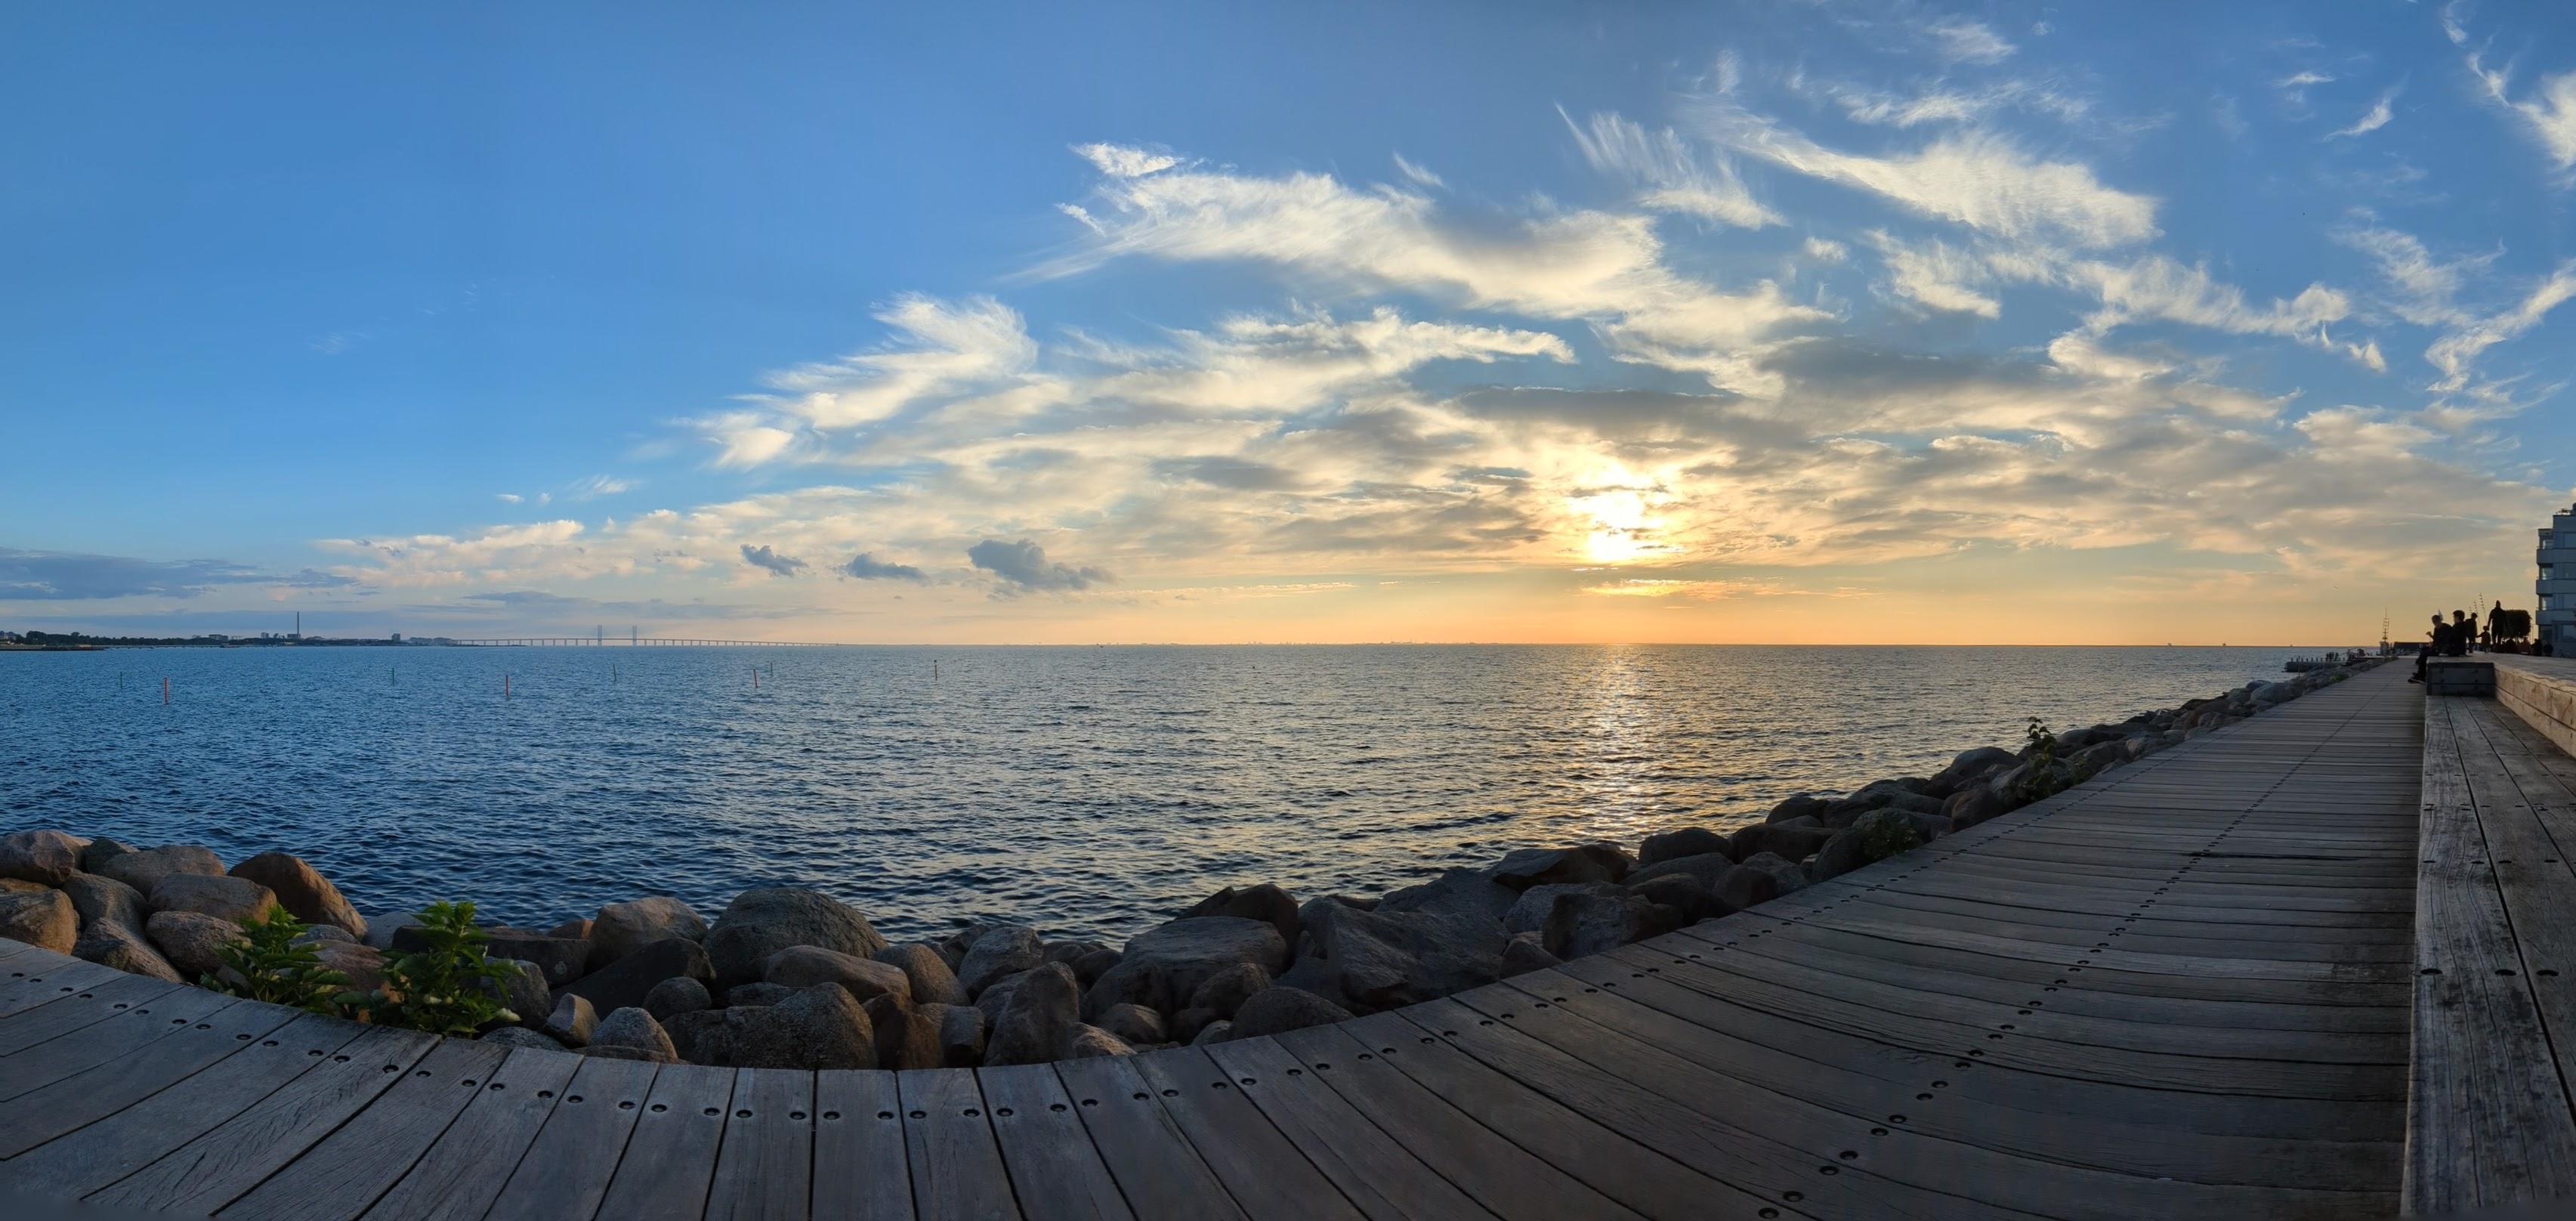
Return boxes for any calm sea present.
[1,644,2334,941]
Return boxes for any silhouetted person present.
[2414,613,2444,682]
[2448,610,2473,657]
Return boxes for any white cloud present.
[2425,262,2576,392]
[2327,85,2400,138]
[1822,79,2091,128]
[1925,19,2015,66]
[569,474,637,500]
[496,493,523,505]
[1391,153,1444,190]
[1802,236,1849,264]
[1072,143,1179,178]
[1867,230,2000,317]
[1563,109,1780,228]
[1690,105,2159,249]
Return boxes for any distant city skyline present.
[6,2,2574,645]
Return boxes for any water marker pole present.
[505,672,511,700]
[162,677,169,705]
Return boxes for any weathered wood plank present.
[482,1054,660,1221]
[215,1038,511,1221]
[0,983,242,1102]
[1050,1053,1251,1221]
[359,1044,584,1221]
[594,1061,738,1221]
[1125,1048,1373,1221]
[897,1067,1021,1221]
[1195,1037,1493,1220]
[703,1067,817,1221]
[811,1071,915,1221]
[978,1063,1135,1221]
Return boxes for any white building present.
[2543,503,2576,654]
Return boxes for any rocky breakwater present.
[0,660,2377,1070]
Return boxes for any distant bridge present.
[448,637,843,647]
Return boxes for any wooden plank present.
[811,1071,915,1221]
[2406,696,2576,1213]
[0,996,301,1157]
[1051,1053,1251,1221]
[85,1026,443,1216]
[0,972,184,1053]
[594,1061,739,1221]
[704,1068,817,1221]
[0,1011,369,1197]
[897,1068,1021,1221]
[978,1063,1135,1220]
[359,1043,585,1221]
[0,954,137,1019]
[215,1038,511,1221]
[482,1054,661,1221]
[1194,1037,1493,1221]
[1125,1048,1372,1221]
[0,983,242,1102]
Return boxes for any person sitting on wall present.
[2448,610,2475,657]
[2414,612,2445,683]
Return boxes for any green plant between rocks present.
[2012,717,2091,805]
[205,910,350,1015]
[349,900,517,1035]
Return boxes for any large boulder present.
[1291,902,1501,1014]
[96,845,224,897]
[591,897,706,966]
[938,1003,987,1067]
[1063,1025,1135,1059]
[486,959,551,1028]
[764,946,912,1006]
[146,911,243,978]
[1810,810,1923,882]
[1712,865,1780,912]
[1178,884,1301,948]
[1637,827,1731,868]
[564,937,715,1015]
[310,940,385,996]
[1082,917,1287,1019]
[149,875,281,925]
[483,1027,567,1053]
[1626,873,1725,923]
[958,926,1046,999]
[0,888,77,953]
[1095,1003,1166,1047]
[1932,747,2020,793]
[1540,889,1672,960]
[545,994,599,1047]
[666,984,877,1069]
[1624,852,1734,892]
[227,853,366,938]
[1503,883,1624,936]
[875,942,967,1006]
[866,994,944,1070]
[75,921,183,981]
[644,977,712,1022]
[585,1008,681,1064]
[79,838,135,874]
[985,963,1083,1067]
[1185,962,1271,1019]
[61,872,147,935]
[1728,823,1834,864]
[1765,795,1835,824]
[702,889,888,988]
[1229,986,1353,1039]
[1484,844,1631,891]
[1500,931,1561,977]
[362,911,423,951]
[0,830,85,887]
[1731,852,1811,899]
[472,932,591,988]
[1376,869,1517,923]
[729,982,795,1008]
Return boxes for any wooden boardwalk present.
[0,665,2428,1219]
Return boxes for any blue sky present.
[6,1,2574,643]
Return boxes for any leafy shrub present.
[206,910,349,1015]
[350,900,517,1034]
[2012,718,2088,805]
[1857,811,1923,862]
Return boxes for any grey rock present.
[1067,947,1122,987]
[293,925,355,946]
[1043,938,1110,966]
[149,874,280,925]
[1503,883,1624,935]
[1229,986,1354,1039]
[1294,902,1500,1013]
[959,926,1047,999]
[986,963,1083,1067]
[549,919,593,942]
[1184,962,1271,1018]
[1765,794,1836,823]
[1712,864,1779,911]
[1189,1019,1234,1046]
[666,984,876,1069]
[1933,747,2020,791]
[1626,873,1725,923]
[0,830,86,887]
[470,932,591,987]
[1943,787,2006,830]
[1731,852,1811,899]
[566,937,715,1015]
[487,958,551,1028]
[308,939,384,996]
[228,853,367,938]
[876,942,967,1006]
[1096,1003,1166,1046]
[0,888,77,953]
[75,920,183,981]
[764,945,912,1006]
[145,910,242,978]
[1540,889,1671,960]
[1484,843,1632,891]
[79,837,135,874]
[1898,809,1953,844]
[1179,883,1301,948]
[362,911,422,951]
[96,845,225,897]
[866,994,943,1070]
[938,1003,987,1067]
[644,976,712,1022]
[1500,931,1561,977]
[1062,1025,1135,1059]
[1637,827,1731,868]
[1810,809,1923,882]
[1624,852,1735,892]
[591,897,706,966]
[703,888,888,988]
[1728,823,1834,864]
[483,1026,568,1053]
[727,981,795,1007]
[586,1007,680,1064]
[61,872,147,935]
[545,994,599,1046]
[1169,1006,1222,1043]
[1376,868,1518,923]
[1082,917,1286,1019]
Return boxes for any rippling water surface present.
[1,645,2330,940]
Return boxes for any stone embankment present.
[0,661,2377,1070]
